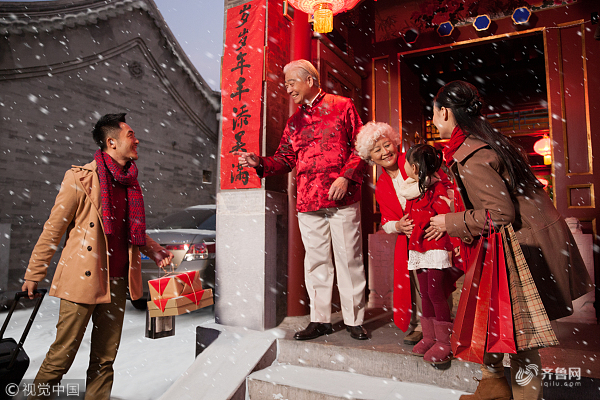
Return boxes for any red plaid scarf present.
[94,149,146,246]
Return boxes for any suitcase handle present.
[0,289,47,370]
[14,289,47,301]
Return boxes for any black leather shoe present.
[346,325,368,340]
[293,322,333,340]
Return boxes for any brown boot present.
[411,317,435,356]
[460,377,512,400]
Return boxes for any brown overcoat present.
[445,137,593,320]
[24,160,163,304]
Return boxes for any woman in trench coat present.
[427,81,593,400]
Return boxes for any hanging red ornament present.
[288,0,361,33]
[533,135,552,165]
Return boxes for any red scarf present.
[95,149,146,246]
[442,126,467,168]
[441,127,475,271]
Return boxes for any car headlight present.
[183,243,210,261]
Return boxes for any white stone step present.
[276,339,480,392]
[247,364,469,400]
[158,323,283,400]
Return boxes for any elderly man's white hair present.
[355,121,401,165]
[283,59,320,88]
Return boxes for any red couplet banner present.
[220,0,265,190]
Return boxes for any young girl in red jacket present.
[402,144,455,367]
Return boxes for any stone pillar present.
[215,0,291,331]
[215,190,287,330]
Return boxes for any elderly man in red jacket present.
[236,59,368,340]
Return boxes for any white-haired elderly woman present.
[356,121,457,346]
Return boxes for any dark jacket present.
[445,137,593,320]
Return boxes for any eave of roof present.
[0,0,220,111]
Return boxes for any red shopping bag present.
[486,231,517,354]
[451,237,493,364]
[451,213,516,362]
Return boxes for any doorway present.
[398,31,551,196]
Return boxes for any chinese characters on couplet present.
[228,5,251,185]
[220,0,265,190]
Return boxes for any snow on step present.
[247,364,469,400]
[276,339,480,393]
[158,323,282,400]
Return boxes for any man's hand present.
[425,214,447,241]
[22,280,39,300]
[234,151,259,168]
[395,215,414,237]
[155,249,174,268]
[328,177,349,201]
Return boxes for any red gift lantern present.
[288,0,361,33]
[533,135,552,165]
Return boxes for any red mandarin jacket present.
[256,92,365,212]
[405,180,453,253]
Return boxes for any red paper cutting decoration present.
[287,0,361,33]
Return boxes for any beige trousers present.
[297,202,366,326]
[30,279,127,400]
[482,349,543,400]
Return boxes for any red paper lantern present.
[537,177,549,188]
[533,135,552,165]
[288,0,361,33]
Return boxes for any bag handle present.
[159,262,175,277]
[480,210,498,238]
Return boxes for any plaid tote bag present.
[501,224,559,350]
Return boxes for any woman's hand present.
[439,195,452,208]
[395,215,414,236]
[425,214,447,241]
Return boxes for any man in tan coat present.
[22,113,173,400]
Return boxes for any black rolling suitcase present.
[0,289,47,392]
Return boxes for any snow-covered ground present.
[2,295,215,400]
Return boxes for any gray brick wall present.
[0,1,219,296]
